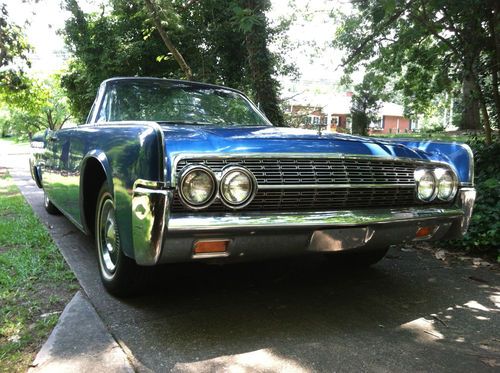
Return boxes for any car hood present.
[162,125,428,160]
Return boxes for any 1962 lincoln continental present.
[30,77,476,296]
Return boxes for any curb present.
[29,291,134,373]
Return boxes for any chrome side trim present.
[170,153,454,188]
[460,143,475,185]
[149,121,167,184]
[258,183,415,190]
[167,207,464,233]
[133,178,167,189]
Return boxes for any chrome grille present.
[175,157,417,185]
[171,187,424,212]
[170,156,442,212]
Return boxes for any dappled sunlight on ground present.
[397,277,500,368]
[401,317,445,342]
[173,348,311,373]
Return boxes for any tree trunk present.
[460,68,481,131]
[487,9,500,134]
[472,75,493,144]
[144,0,192,80]
[239,0,284,126]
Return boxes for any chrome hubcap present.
[99,199,119,276]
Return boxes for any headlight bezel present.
[434,167,458,201]
[178,165,218,210]
[414,168,437,202]
[219,165,257,209]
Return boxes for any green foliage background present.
[62,0,287,124]
[452,139,500,256]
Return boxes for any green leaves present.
[231,5,264,33]
[335,0,500,136]
[1,74,72,137]
[445,139,500,254]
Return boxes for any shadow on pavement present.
[112,253,500,372]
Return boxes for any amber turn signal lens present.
[193,240,229,254]
[416,226,435,238]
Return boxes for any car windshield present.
[95,80,271,126]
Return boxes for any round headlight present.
[220,167,257,208]
[435,168,457,201]
[415,169,436,202]
[179,166,216,208]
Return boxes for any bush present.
[449,138,500,259]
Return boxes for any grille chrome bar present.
[259,183,416,190]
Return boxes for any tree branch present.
[144,0,192,80]
[413,0,462,60]
[342,1,413,67]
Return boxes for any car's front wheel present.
[323,247,389,268]
[95,184,140,297]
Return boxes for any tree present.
[233,0,284,125]
[334,0,500,143]
[0,2,31,91]
[61,0,286,125]
[350,73,384,135]
[1,75,72,138]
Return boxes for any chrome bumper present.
[131,185,476,265]
[167,207,463,232]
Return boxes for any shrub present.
[448,138,500,259]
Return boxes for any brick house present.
[285,93,415,134]
[368,103,415,135]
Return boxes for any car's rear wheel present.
[95,184,140,297]
[323,247,389,267]
[43,191,61,215]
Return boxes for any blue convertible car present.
[31,77,476,296]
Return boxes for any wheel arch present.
[80,151,113,236]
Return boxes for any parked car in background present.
[30,77,476,296]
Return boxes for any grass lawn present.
[0,169,77,372]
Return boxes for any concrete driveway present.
[2,141,500,372]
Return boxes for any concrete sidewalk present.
[0,141,135,373]
[28,292,134,373]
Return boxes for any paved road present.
[2,141,500,372]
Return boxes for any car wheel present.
[323,247,389,268]
[43,191,61,215]
[95,184,141,297]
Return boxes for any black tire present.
[43,191,61,215]
[95,183,141,297]
[323,247,389,268]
